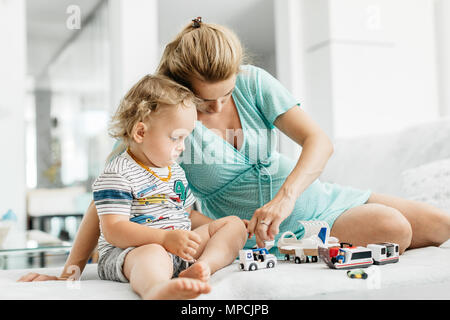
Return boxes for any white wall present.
[108,0,159,113]
[435,0,450,117]
[274,0,304,160]
[288,0,440,141]
[0,0,27,229]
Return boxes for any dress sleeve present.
[92,171,133,216]
[250,65,301,129]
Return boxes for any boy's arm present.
[100,214,168,248]
[187,206,213,230]
[100,213,202,261]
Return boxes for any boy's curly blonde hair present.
[107,74,199,162]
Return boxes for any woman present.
[19,18,450,282]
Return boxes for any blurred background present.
[0,0,449,268]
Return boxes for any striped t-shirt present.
[92,150,196,257]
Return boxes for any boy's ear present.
[132,122,148,144]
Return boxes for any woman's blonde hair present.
[106,74,198,162]
[156,19,244,89]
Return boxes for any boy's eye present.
[170,137,180,141]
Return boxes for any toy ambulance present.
[238,247,277,271]
[318,242,399,269]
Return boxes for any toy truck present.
[318,242,399,269]
[277,221,340,264]
[238,247,277,271]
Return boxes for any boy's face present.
[134,101,197,167]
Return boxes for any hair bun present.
[192,16,202,28]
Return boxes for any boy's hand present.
[163,229,202,261]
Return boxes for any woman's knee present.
[374,206,412,252]
[333,204,413,253]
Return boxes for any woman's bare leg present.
[330,202,413,254]
[123,243,211,300]
[179,216,247,280]
[330,192,450,254]
[366,193,450,248]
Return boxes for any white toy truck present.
[278,221,340,264]
[239,247,277,271]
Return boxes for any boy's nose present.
[178,141,186,152]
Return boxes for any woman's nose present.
[210,100,223,113]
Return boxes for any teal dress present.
[179,65,371,258]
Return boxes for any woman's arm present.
[274,106,334,200]
[248,107,334,247]
[18,200,101,281]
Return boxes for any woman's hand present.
[17,273,68,282]
[163,229,202,261]
[247,195,296,248]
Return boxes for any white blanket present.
[1,239,449,300]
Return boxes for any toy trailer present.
[367,243,399,265]
[277,221,339,264]
[279,246,319,263]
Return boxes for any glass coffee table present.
[0,229,72,270]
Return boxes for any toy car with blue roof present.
[238,247,277,271]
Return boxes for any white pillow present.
[401,158,450,211]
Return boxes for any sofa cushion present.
[321,118,450,197]
[401,158,450,211]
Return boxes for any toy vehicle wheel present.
[311,256,318,263]
[350,274,355,278]
[294,257,301,264]
[239,263,244,270]
[362,273,368,279]
[284,254,290,261]
[267,261,275,268]
[249,263,258,271]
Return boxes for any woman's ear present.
[132,122,148,144]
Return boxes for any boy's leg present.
[179,216,247,279]
[122,243,211,300]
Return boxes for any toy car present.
[238,247,277,271]
[347,269,368,279]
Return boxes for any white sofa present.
[1,119,449,300]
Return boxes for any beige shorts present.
[97,246,187,283]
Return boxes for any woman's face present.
[190,75,237,114]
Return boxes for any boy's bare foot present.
[178,260,211,282]
[143,278,211,300]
